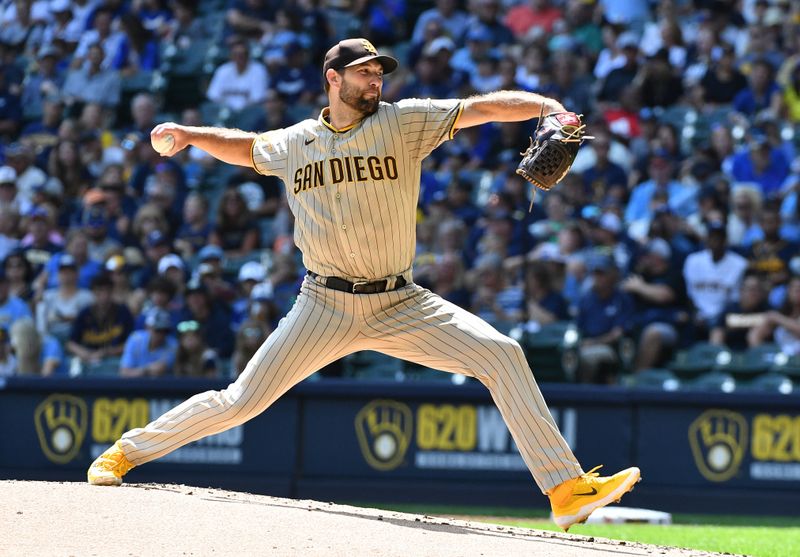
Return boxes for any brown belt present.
[307,271,407,294]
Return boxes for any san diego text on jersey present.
[293,155,399,194]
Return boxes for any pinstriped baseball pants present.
[120,276,583,493]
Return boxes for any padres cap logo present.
[355,400,412,471]
[688,409,748,482]
[360,39,377,55]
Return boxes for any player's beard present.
[339,79,380,116]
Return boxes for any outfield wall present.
[1,377,799,515]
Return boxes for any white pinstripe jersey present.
[251,98,463,281]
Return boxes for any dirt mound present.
[1,481,729,556]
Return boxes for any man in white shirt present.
[206,38,269,111]
[683,221,748,335]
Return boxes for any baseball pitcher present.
[88,38,640,531]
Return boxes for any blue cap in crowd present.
[588,254,616,273]
[145,308,172,331]
[198,245,224,262]
[147,230,170,248]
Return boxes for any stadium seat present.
[768,353,800,385]
[342,351,403,381]
[667,342,728,380]
[679,370,736,393]
[622,368,680,391]
[518,321,580,383]
[715,344,782,381]
[737,373,794,394]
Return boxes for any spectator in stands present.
[113,13,160,75]
[730,134,790,199]
[173,193,212,260]
[120,307,177,377]
[581,131,627,205]
[67,273,134,375]
[748,273,800,354]
[0,207,19,262]
[700,44,747,106]
[105,255,139,315]
[20,207,61,276]
[231,318,270,377]
[20,46,65,121]
[576,254,632,383]
[430,252,470,308]
[469,253,522,333]
[623,238,688,370]
[134,229,172,290]
[82,205,122,264]
[47,139,91,201]
[747,201,798,291]
[269,41,319,106]
[776,59,800,122]
[0,261,33,332]
[36,254,94,343]
[0,326,15,377]
[3,250,34,304]
[411,0,469,45]
[710,271,771,351]
[206,37,269,112]
[167,0,207,44]
[0,53,21,141]
[226,0,274,39]
[74,6,125,69]
[522,259,569,333]
[4,143,47,207]
[62,42,122,108]
[209,188,260,259]
[625,150,696,223]
[733,58,780,116]
[10,316,64,376]
[598,32,639,103]
[173,319,220,378]
[504,0,561,39]
[180,278,235,358]
[0,166,25,216]
[636,48,684,109]
[131,202,170,252]
[42,0,83,48]
[684,221,749,339]
[232,261,267,326]
[135,274,181,330]
[727,184,763,248]
[124,93,158,137]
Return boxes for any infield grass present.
[361,503,799,557]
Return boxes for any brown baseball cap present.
[323,38,398,75]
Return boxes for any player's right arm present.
[150,123,256,167]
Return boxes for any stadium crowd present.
[0,0,799,384]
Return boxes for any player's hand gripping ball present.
[516,111,591,192]
[151,133,175,155]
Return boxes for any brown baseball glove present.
[516,111,591,192]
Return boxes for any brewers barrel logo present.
[355,400,412,471]
[34,394,88,464]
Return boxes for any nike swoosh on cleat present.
[575,488,598,496]
[304,138,315,145]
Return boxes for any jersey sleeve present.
[251,127,290,180]
[394,98,463,161]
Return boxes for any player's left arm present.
[455,91,566,129]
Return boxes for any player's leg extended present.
[358,285,639,530]
[88,277,363,485]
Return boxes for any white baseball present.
[151,133,175,154]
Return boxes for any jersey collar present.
[318,107,359,133]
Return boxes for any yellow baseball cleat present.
[549,465,641,531]
[87,441,135,486]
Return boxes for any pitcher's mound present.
[1,480,727,556]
